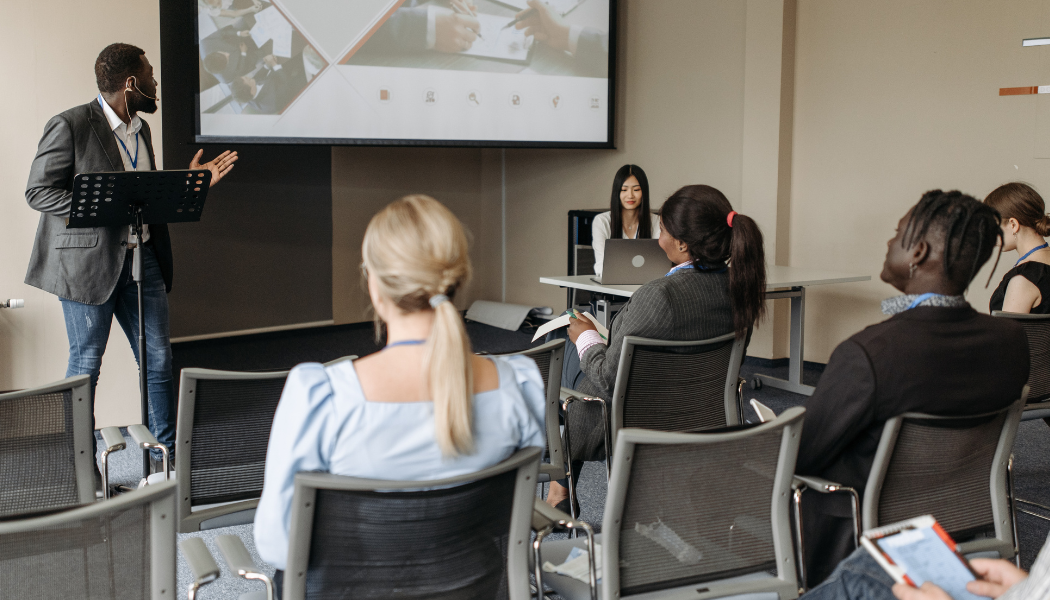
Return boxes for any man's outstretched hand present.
[190,149,238,187]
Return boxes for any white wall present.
[0,1,162,426]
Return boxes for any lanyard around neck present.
[114,130,139,169]
[383,339,426,350]
[1016,242,1049,266]
[98,95,139,169]
[906,292,941,310]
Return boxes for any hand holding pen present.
[511,0,570,52]
[450,0,484,41]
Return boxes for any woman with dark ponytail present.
[985,182,1050,314]
[545,184,767,514]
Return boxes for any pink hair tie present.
[727,211,737,228]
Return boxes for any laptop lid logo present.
[632,255,645,267]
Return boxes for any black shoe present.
[554,497,582,519]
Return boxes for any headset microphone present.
[128,76,159,101]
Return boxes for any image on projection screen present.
[196,0,612,145]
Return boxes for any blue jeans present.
[546,327,587,390]
[802,548,897,600]
[60,245,175,459]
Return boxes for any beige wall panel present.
[791,0,1050,363]
[0,0,161,427]
[503,0,749,311]
[331,147,502,324]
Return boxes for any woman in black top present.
[985,182,1050,314]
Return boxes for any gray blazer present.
[577,268,737,400]
[25,99,173,305]
[566,268,740,462]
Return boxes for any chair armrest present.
[179,538,219,600]
[560,387,575,401]
[98,427,126,500]
[127,423,158,447]
[128,423,170,480]
[216,535,275,600]
[793,475,850,493]
[532,498,599,600]
[533,498,576,531]
[100,427,126,453]
[216,534,260,575]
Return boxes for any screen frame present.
[191,0,617,148]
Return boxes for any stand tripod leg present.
[132,223,150,480]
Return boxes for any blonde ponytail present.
[361,195,475,457]
[426,297,474,456]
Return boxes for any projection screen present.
[195,0,615,146]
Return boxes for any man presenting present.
[25,43,238,483]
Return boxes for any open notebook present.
[461,13,534,63]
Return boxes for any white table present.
[539,265,871,396]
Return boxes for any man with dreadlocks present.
[793,190,1030,586]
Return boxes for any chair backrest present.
[862,391,1027,559]
[282,447,541,600]
[611,333,746,446]
[175,367,290,532]
[0,479,177,599]
[992,311,1050,404]
[602,408,804,599]
[495,339,566,475]
[0,375,94,519]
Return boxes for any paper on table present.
[250,6,294,58]
[461,13,533,62]
[531,311,608,343]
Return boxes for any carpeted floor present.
[82,321,1050,597]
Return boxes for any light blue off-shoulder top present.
[253,355,546,570]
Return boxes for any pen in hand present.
[501,7,536,30]
[450,0,485,40]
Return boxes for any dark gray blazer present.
[577,268,736,400]
[566,267,738,463]
[25,99,173,305]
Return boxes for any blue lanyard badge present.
[114,131,139,169]
[98,95,139,169]
[906,292,940,310]
[1017,243,1049,266]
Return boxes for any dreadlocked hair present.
[901,189,1003,292]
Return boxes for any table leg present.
[754,287,815,396]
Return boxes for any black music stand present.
[68,169,211,478]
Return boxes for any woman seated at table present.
[547,184,767,513]
[254,195,546,587]
[591,164,662,278]
[984,182,1050,314]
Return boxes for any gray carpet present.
[92,358,1050,597]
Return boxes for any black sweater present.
[797,305,1029,494]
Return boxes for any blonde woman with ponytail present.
[986,182,1050,314]
[254,195,546,581]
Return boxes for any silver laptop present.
[592,239,672,285]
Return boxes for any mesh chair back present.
[0,479,177,599]
[175,368,289,532]
[992,311,1050,404]
[282,447,541,600]
[496,339,566,475]
[612,334,745,444]
[0,375,93,519]
[602,409,803,599]
[863,395,1026,558]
